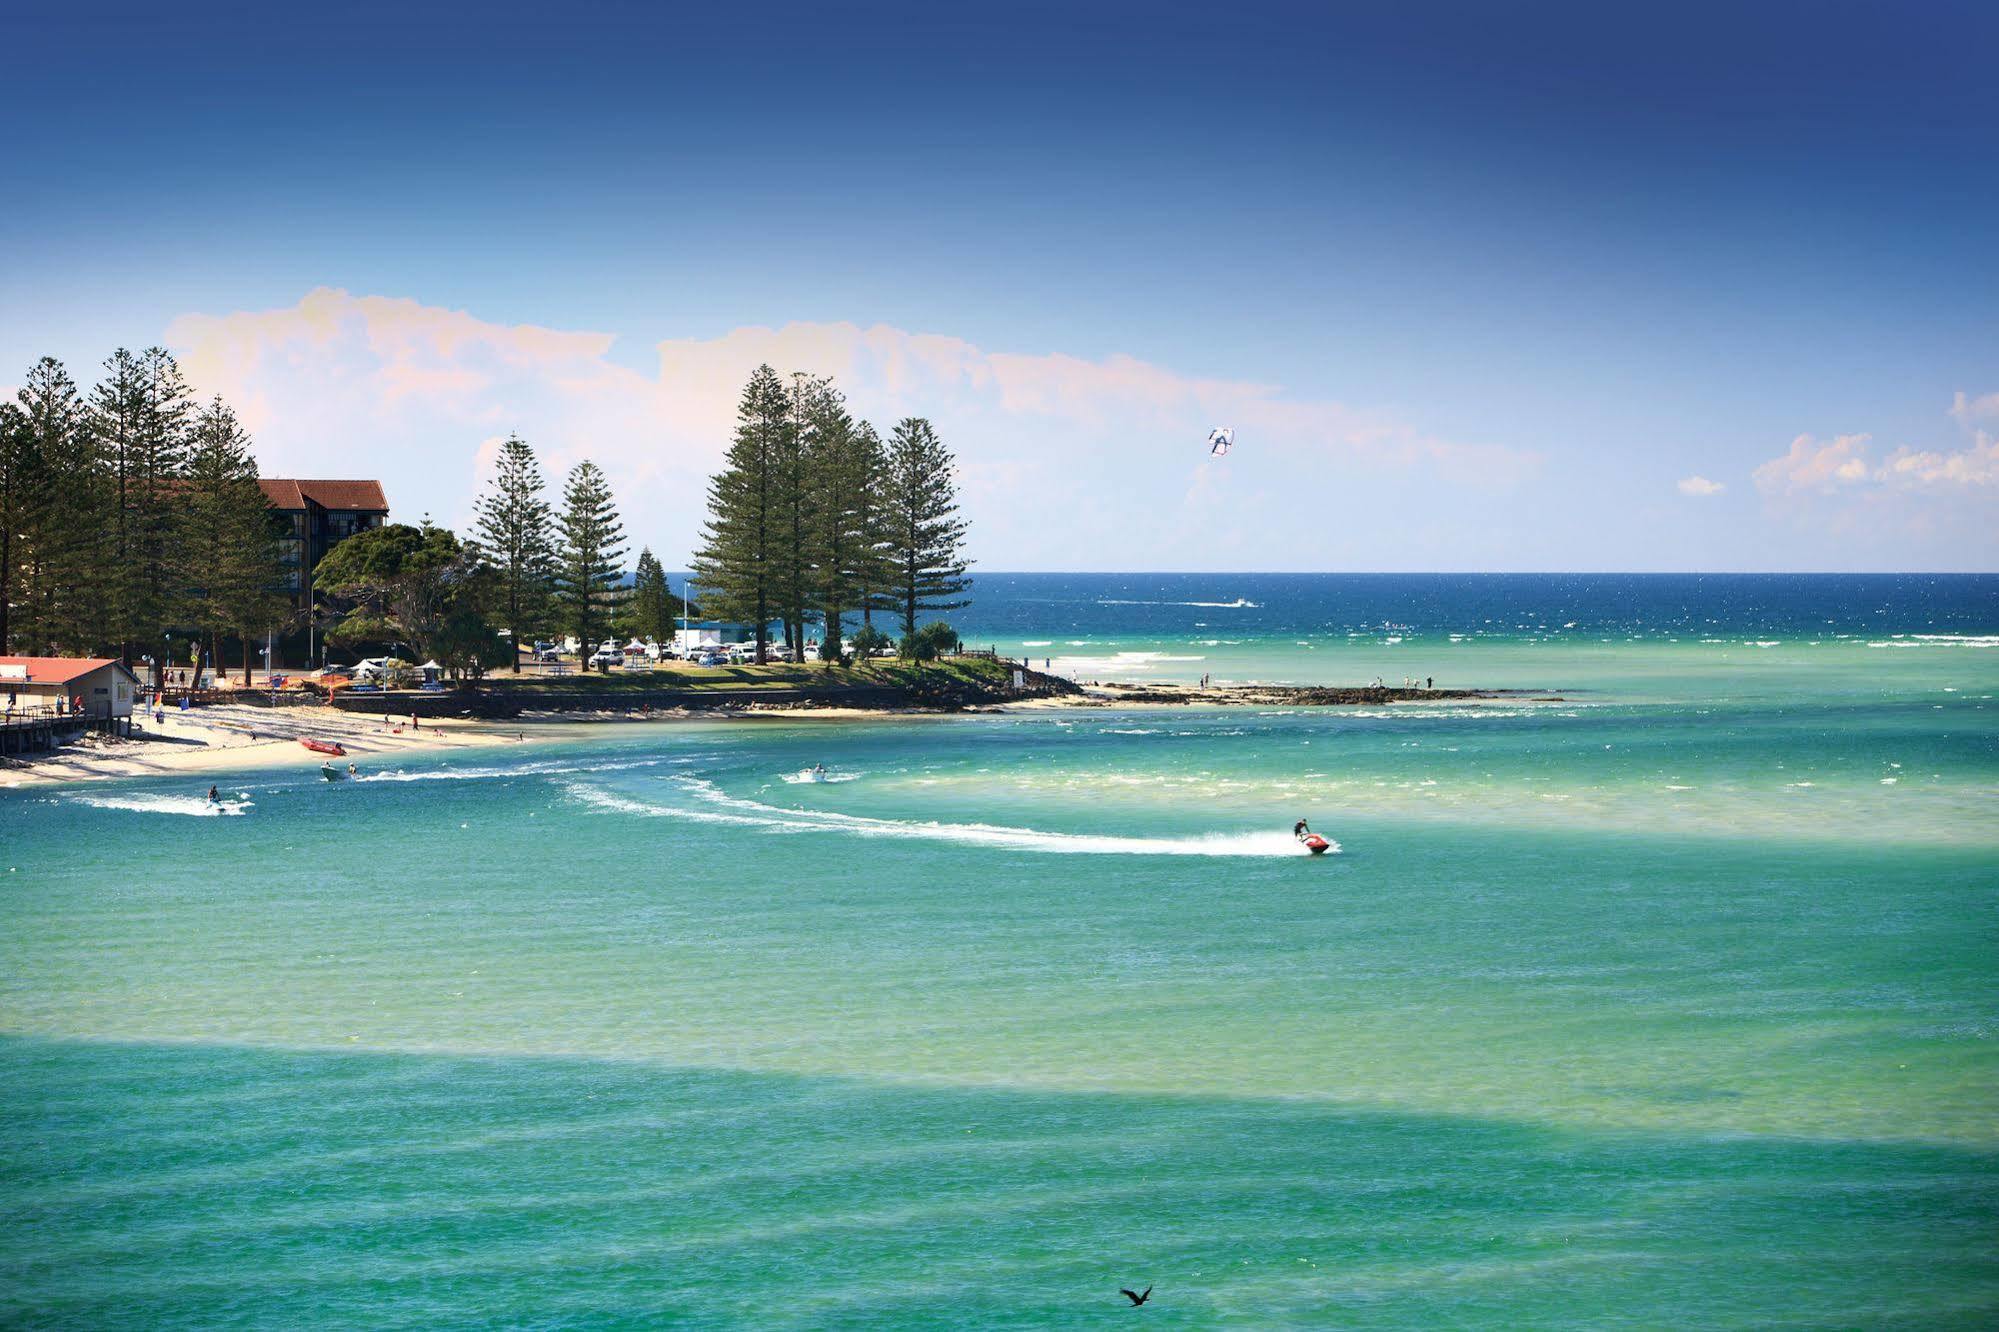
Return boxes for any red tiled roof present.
[258,479,306,509]
[0,656,136,685]
[258,479,389,512]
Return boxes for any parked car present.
[588,644,624,668]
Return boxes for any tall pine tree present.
[471,433,556,670]
[850,423,890,630]
[554,461,627,668]
[92,347,192,670]
[624,548,674,643]
[801,386,874,665]
[691,364,788,664]
[0,398,23,654]
[772,373,822,661]
[8,359,103,655]
[179,399,285,684]
[883,417,972,639]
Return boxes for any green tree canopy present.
[471,432,556,669]
[623,547,675,643]
[883,417,972,638]
[801,385,882,665]
[313,521,484,661]
[92,346,192,665]
[691,364,788,663]
[178,399,287,683]
[554,461,627,665]
[4,358,101,655]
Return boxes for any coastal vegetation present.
[552,460,628,665]
[3,351,973,682]
[693,365,972,665]
[469,433,557,665]
[0,350,287,682]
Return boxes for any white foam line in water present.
[1095,598,1260,608]
[566,777,1336,857]
[354,756,668,783]
[779,769,862,784]
[561,782,771,827]
[69,793,253,817]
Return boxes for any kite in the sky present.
[1207,427,1235,456]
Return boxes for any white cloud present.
[164,287,1537,567]
[1949,389,1999,427]
[1876,432,1999,488]
[1752,433,1873,494]
[1676,475,1725,497]
[1752,408,1999,497]
[1744,398,1998,566]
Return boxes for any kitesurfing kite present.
[1207,427,1234,456]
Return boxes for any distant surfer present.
[206,784,220,804]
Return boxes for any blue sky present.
[4,0,1995,570]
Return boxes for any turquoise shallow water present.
[3,576,1996,1326]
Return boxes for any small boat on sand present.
[300,738,346,757]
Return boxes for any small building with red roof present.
[0,657,141,720]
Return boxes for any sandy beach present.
[0,703,536,791]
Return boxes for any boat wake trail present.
[563,777,1336,857]
[69,793,253,817]
[353,756,668,783]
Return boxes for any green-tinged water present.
[3,606,1996,1325]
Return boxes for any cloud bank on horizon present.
[166,287,1547,570]
[161,288,1995,571]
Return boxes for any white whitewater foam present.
[70,793,252,817]
[779,769,861,784]
[568,777,1336,857]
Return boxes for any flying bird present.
[1121,1286,1153,1306]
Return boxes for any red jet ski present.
[1293,820,1333,855]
